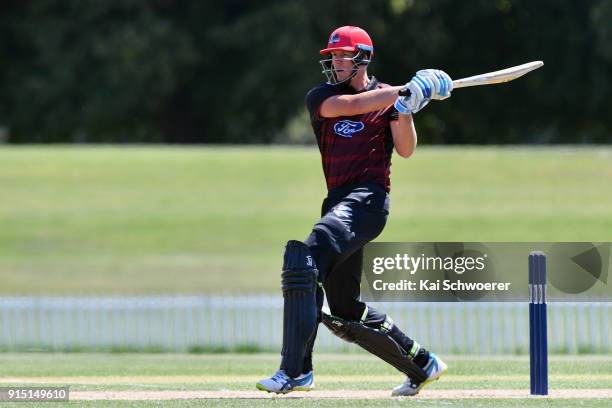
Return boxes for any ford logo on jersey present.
[333,120,364,138]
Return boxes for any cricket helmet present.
[319,26,373,85]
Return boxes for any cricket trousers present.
[286,182,420,375]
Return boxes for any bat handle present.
[398,88,411,97]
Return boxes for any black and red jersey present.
[305,77,398,193]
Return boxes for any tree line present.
[1,0,610,144]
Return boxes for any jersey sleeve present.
[305,85,337,121]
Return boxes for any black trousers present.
[301,182,395,372]
[306,182,388,316]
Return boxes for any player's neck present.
[349,72,370,91]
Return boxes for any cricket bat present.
[452,61,544,89]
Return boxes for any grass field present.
[1,145,612,294]
[0,353,610,406]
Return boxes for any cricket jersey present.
[305,77,398,193]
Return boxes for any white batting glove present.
[394,73,435,115]
[417,69,453,100]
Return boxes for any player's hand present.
[417,69,453,100]
[394,73,434,115]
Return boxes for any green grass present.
[1,145,611,294]
[10,403,612,408]
[0,353,610,407]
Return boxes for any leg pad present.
[322,311,427,382]
[280,241,318,377]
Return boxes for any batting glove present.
[394,73,435,115]
[417,69,453,100]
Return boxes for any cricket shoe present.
[391,352,448,396]
[256,370,314,394]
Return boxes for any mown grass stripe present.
[1,374,611,384]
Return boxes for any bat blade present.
[452,61,543,89]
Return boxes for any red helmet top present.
[319,26,374,56]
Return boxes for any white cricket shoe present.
[391,352,448,396]
[256,369,314,394]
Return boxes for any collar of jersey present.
[334,76,379,93]
[364,76,379,91]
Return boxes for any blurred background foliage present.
[1,0,610,144]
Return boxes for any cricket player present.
[257,26,453,396]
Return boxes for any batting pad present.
[322,311,427,383]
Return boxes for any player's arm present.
[390,113,417,158]
[320,69,453,118]
[390,69,453,158]
[319,86,403,118]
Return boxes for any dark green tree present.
[0,0,610,143]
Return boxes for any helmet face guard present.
[319,45,372,85]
